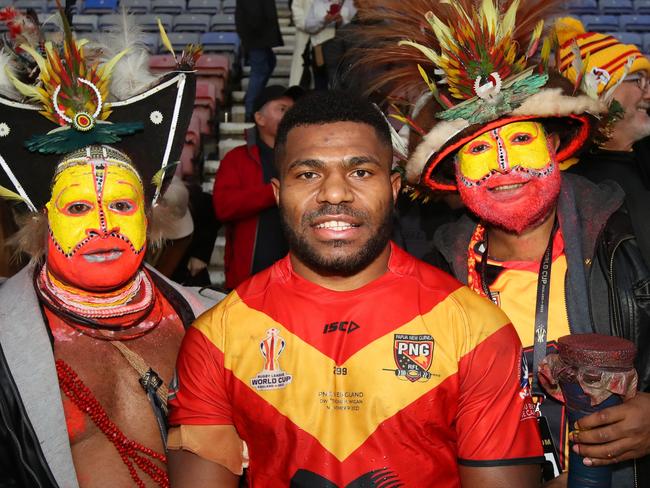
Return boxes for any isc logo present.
[323,321,360,334]
[396,342,431,356]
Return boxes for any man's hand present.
[570,391,650,466]
[187,257,208,277]
[324,12,343,24]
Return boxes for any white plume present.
[0,50,20,100]
[98,9,159,101]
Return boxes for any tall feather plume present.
[96,9,158,101]
[0,49,20,99]
[353,0,566,103]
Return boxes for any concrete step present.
[273,45,294,55]
[231,105,246,122]
[241,76,288,91]
[242,65,291,77]
[280,26,296,36]
[231,90,245,102]
[208,267,225,287]
[202,179,215,194]
[203,159,221,177]
[278,17,290,26]
[218,138,244,159]
[219,122,252,136]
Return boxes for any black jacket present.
[0,269,200,488]
[431,174,650,487]
[235,0,283,50]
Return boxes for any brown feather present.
[351,0,567,104]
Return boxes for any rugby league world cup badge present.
[250,328,293,391]
[384,334,434,382]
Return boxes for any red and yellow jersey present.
[168,243,543,487]
[480,229,571,470]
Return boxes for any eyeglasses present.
[624,73,650,92]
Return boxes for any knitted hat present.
[556,16,650,95]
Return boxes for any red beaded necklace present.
[56,359,170,488]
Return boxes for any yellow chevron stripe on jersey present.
[193,286,511,461]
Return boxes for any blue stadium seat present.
[47,0,76,12]
[200,32,240,53]
[221,0,236,14]
[165,32,201,51]
[607,31,643,46]
[188,0,220,15]
[151,0,184,15]
[601,0,634,14]
[71,14,99,32]
[173,14,210,32]
[566,0,599,14]
[636,0,650,14]
[136,13,172,32]
[643,33,650,52]
[581,15,620,31]
[620,14,650,31]
[210,13,236,32]
[14,0,48,13]
[81,0,118,14]
[119,0,151,14]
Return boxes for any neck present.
[258,130,275,149]
[486,208,557,262]
[290,245,392,291]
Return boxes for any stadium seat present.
[221,0,236,14]
[200,32,240,54]
[151,0,184,15]
[149,53,177,73]
[172,14,210,32]
[195,54,230,105]
[165,32,201,51]
[142,33,159,53]
[643,33,650,52]
[620,14,650,31]
[210,13,236,31]
[37,12,60,32]
[187,0,220,15]
[601,0,634,14]
[636,0,650,14]
[81,0,118,14]
[98,13,121,30]
[71,14,99,32]
[195,81,218,117]
[120,0,151,14]
[565,0,598,14]
[608,31,643,46]
[47,0,76,12]
[136,13,172,32]
[14,0,48,13]
[581,15,621,32]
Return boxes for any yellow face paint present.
[46,161,146,256]
[457,121,552,182]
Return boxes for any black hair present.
[274,90,392,169]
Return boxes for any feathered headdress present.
[356,0,607,192]
[0,6,198,211]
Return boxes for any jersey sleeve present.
[168,308,232,426]
[453,291,544,466]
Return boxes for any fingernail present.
[583,457,593,466]
[568,430,579,442]
[574,421,580,430]
[572,444,580,454]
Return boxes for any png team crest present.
[250,328,293,391]
[385,334,434,382]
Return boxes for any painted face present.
[455,121,561,234]
[45,160,147,291]
[273,121,400,276]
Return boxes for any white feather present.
[97,9,158,100]
[0,50,21,100]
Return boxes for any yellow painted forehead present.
[51,160,144,197]
[466,121,545,144]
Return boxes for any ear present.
[254,110,265,127]
[271,177,280,206]
[390,171,401,204]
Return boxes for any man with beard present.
[166,91,544,487]
[351,0,650,485]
